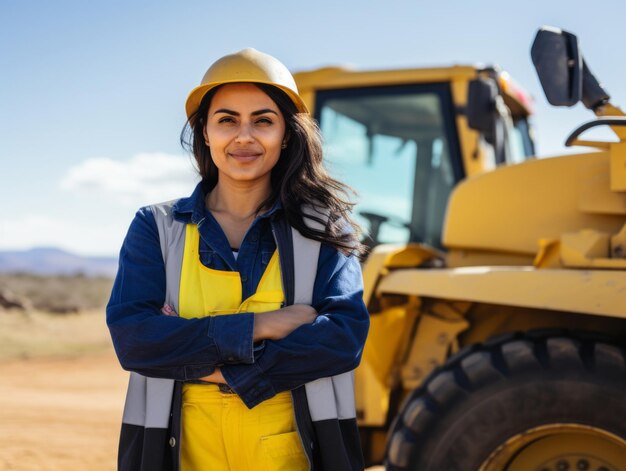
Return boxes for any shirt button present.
[251,232,259,242]
[169,437,176,447]
[241,275,248,282]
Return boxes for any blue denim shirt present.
[107,182,369,408]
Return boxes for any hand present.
[253,304,317,341]
[199,367,225,383]
[161,304,177,316]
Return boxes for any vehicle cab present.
[294,65,535,248]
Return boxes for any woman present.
[107,48,369,471]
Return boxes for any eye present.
[218,116,236,124]
[255,116,273,125]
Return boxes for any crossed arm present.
[107,207,369,408]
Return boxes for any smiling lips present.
[228,150,262,162]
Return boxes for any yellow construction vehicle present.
[295,26,626,470]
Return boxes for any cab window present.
[316,84,463,248]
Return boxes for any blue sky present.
[2,0,625,256]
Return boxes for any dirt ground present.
[0,310,383,470]
[0,350,127,471]
[0,309,126,470]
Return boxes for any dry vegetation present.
[0,273,113,313]
[0,273,115,360]
[0,309,113,361]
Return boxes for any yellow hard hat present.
[185,48,308,118]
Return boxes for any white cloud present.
[60,152,200,206]
[0,153,202,256]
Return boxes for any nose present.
[235,122,254,144]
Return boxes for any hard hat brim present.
[185,79,309,119]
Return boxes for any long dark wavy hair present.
[180,83,366,257]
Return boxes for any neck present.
[206,178,272,219]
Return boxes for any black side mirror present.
[466,77,507,164]
[531,26,582,107]
[466,77,498,144]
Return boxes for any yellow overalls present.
[178,225,308,471]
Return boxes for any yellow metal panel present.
[560,230,610,266]
[565,258,626,269]
[363,307,412,385]
[578,155,626,214]
[354,360,389,426]
[356,303,420,426]
[533,239,562,268]
[384,244,443,268]
[361,245,398,306]
[400,309,469,390]
[295,64,532,115]
[449,249,535,268]
[377,267,626,318]
[361,244,440,305]
[444,152,626,255]
[294,65,479,93]
[533,228,626,269]
[611,224,626,258]
[610,141,626,191]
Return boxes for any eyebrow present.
[212,108,279,117]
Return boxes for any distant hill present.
[0,247,118,278]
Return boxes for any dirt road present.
[0,350,127,470]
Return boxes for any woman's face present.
[204,83,287,187]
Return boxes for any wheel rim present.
[478,424,626,471]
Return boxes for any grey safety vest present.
[118,200,360,471]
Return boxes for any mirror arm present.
[581,60,611,111]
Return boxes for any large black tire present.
[385,332,626,471]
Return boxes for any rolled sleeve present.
[221,362,276,408]
[211,312,255,364]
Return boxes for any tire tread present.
[384,330,626,470]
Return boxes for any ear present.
[282,131,291,147]
[202,125,209,146]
